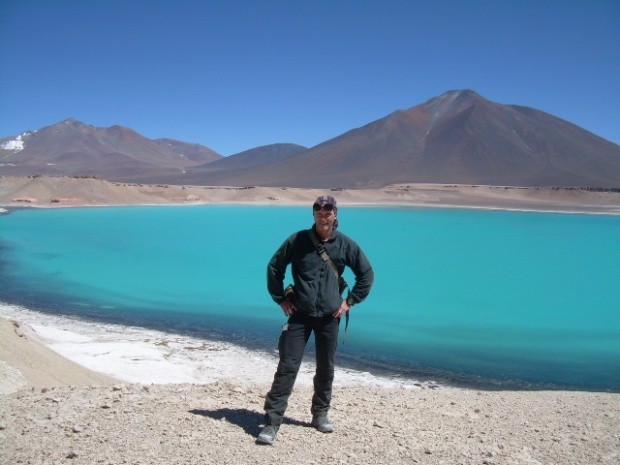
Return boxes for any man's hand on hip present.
[332,300,351,319]
[280,301,296,316]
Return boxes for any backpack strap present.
[308,229,350,336]
[308,229,340,277]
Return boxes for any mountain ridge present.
[2,90,619,188]
[0,119,223,180]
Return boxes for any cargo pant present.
[263,313,340,426]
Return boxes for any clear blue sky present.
[1,0,619,156]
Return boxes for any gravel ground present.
[2,382,619,465]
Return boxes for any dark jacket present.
[267,225,374,317]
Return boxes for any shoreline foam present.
[0,305,434,392]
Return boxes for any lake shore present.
[2,176,620,463]
[1,313,620,464]
[1,175,619,214]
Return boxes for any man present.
[257,195,374,445]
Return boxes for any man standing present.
[257,195,374,445]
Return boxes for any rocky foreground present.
[2,382,619,465]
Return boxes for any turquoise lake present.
[1,205,618,391]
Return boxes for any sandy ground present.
[1,175,619,214]
[1,317,619,465]
[0,319,116,393]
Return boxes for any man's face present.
[313,204,337,232]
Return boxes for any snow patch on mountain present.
[1,132,34,152]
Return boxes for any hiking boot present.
[256,425,279,445]
[311,414,335,433]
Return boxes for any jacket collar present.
[311,224,337,242]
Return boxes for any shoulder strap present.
[308,228,339,279]
[308,229,350,337]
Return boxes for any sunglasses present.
[313,203,335,212]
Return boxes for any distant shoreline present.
[1,175,619,215]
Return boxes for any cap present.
[313,195,337,210]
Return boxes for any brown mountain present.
[152,143,308,185]
[0,118,222,180]
[178,90,620,188]
[2,90,620,188]
[152,138,221,164]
